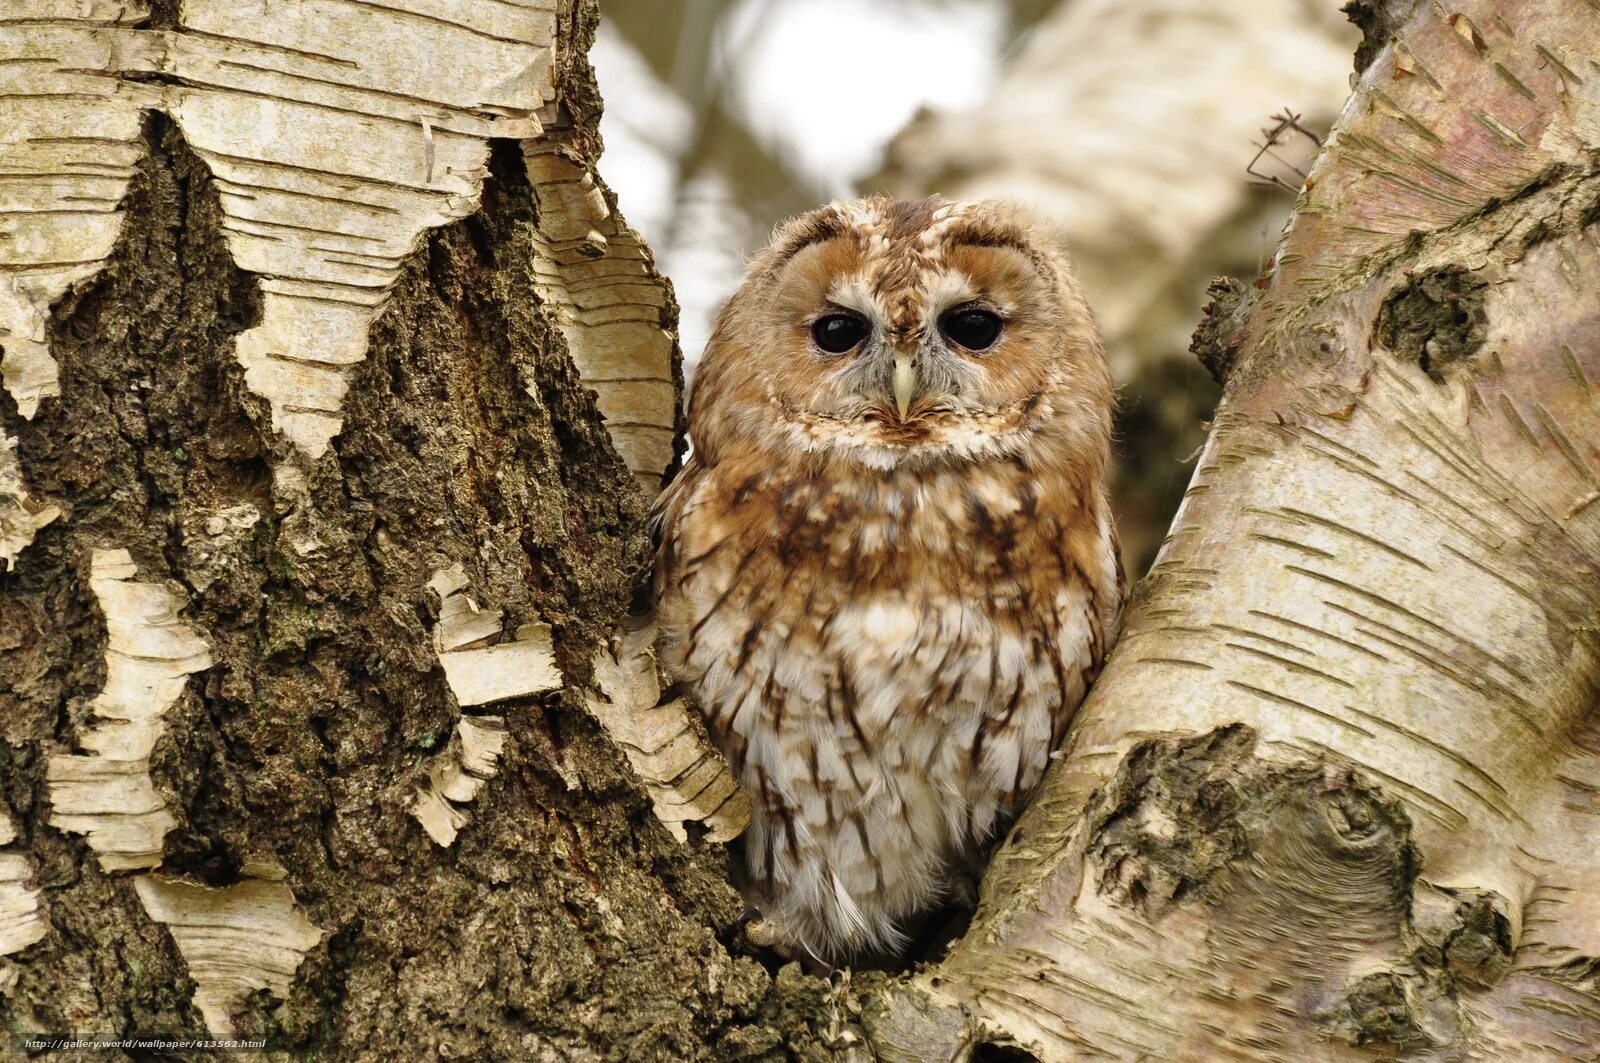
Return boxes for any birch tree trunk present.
[0,2,824,1056]
[870,0,1600,1058]
[3,1,1598,1060]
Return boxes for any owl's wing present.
[1103,504,1128,652]
[647,452,706,588]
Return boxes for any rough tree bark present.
[2,1,1597,1061]
[0,1,831,1058]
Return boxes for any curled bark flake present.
[410,715,509,848]
[0,811,47,960]
[428,563,561,707]
[524,140,682,490]
[132,875,322,1036]
[0,436,59,570]
[585,623,749,846]
[409,566,549,846]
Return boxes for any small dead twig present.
[1247,107,1324,194]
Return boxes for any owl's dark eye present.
[810,312,869,354]
[940,307,1003,352]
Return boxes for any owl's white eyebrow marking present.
[918,207,963,248]
[827,274,883,320]
[920,270,976,315]
[843,201,887,227]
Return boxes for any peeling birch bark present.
[422,570,746,850]
[870,2,1600,1059]
[409,567,544,845]
[411,715,509,847]
[428,564,562,707]
[0,3,153,565]
[132,875,322,1037]
[525,140,681,488]
[2,1,806,1053]
[0,1,155,419]
[46,549,212,871]
[0,812,47,961]
[2,2,671,573]
[0,434,58,568]
[2,1,560,460]
[585,624,749,846]
[159,0,557,459]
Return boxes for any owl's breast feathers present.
[657,451,1119,685]
[653,449,1120,960]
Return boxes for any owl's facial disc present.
[807,288,1007,440]
[778,316,1042,469]
[797,264,984,430]
[686,197,1109,472]
[768,264,1052,467]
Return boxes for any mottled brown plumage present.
[653,197,1122,964]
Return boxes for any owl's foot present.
[739,906,795,956]
[737,906,835,974]
[945,871,980,911]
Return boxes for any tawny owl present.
[652,196,1122,965]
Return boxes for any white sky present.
[717,0,1004,195]
[593,0,1005,370]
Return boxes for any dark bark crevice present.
[1375,267,1489,383]
[1342,0,1423,73]
[3,109,261,1046]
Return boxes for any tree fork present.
[2,0,1598,1059]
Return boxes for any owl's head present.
[688,196,1112,478]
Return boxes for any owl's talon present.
[734,905,763,929]
[946,872,980,911]
[743,915,778,948]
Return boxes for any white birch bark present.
[872,1,1600,1058]
[0,2,725,1044]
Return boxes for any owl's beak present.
[892,354,917,420]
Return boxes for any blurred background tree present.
[595,0,1358,572]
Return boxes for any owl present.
[652,196,1122,965]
